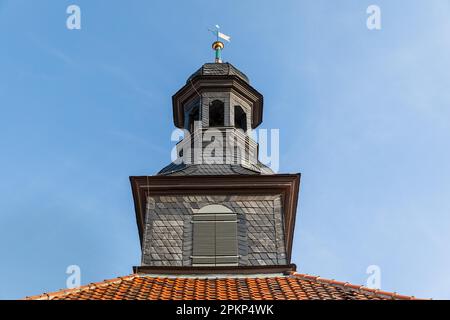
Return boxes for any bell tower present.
[130,37,300,274]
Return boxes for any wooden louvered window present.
[192,205,238,266]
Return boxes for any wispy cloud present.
[107,129,166,155]
[99,64,154,100]
[28,33,76,66]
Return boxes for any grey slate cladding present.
[142,195,287,267]
[158,163,273,176]
[187,63,250,84]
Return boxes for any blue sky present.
[0,0,449,299]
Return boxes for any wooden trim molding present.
[133,264,298,275]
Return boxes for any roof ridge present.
[291,273,423,300]
[25,274,139,300]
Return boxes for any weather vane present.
[209,25,231,63]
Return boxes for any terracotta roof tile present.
[26,273,420,300]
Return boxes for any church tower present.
[130,39,301,274]
[27,35,416,301]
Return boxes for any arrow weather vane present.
[208,25,231,63]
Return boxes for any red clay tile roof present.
[26,273,418,300]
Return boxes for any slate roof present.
[187,63,250,84]
[26,273,418,300]
[157,162,274,176]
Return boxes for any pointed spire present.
[209,25,231,63]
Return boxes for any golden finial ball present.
[212,41,224,50]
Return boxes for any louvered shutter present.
[192,206,239,266]
[215,214,238,265]
[192,220,215,265]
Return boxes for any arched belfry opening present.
[209,100,225,127]
[187,105,200,133]
[234,105,247,132]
